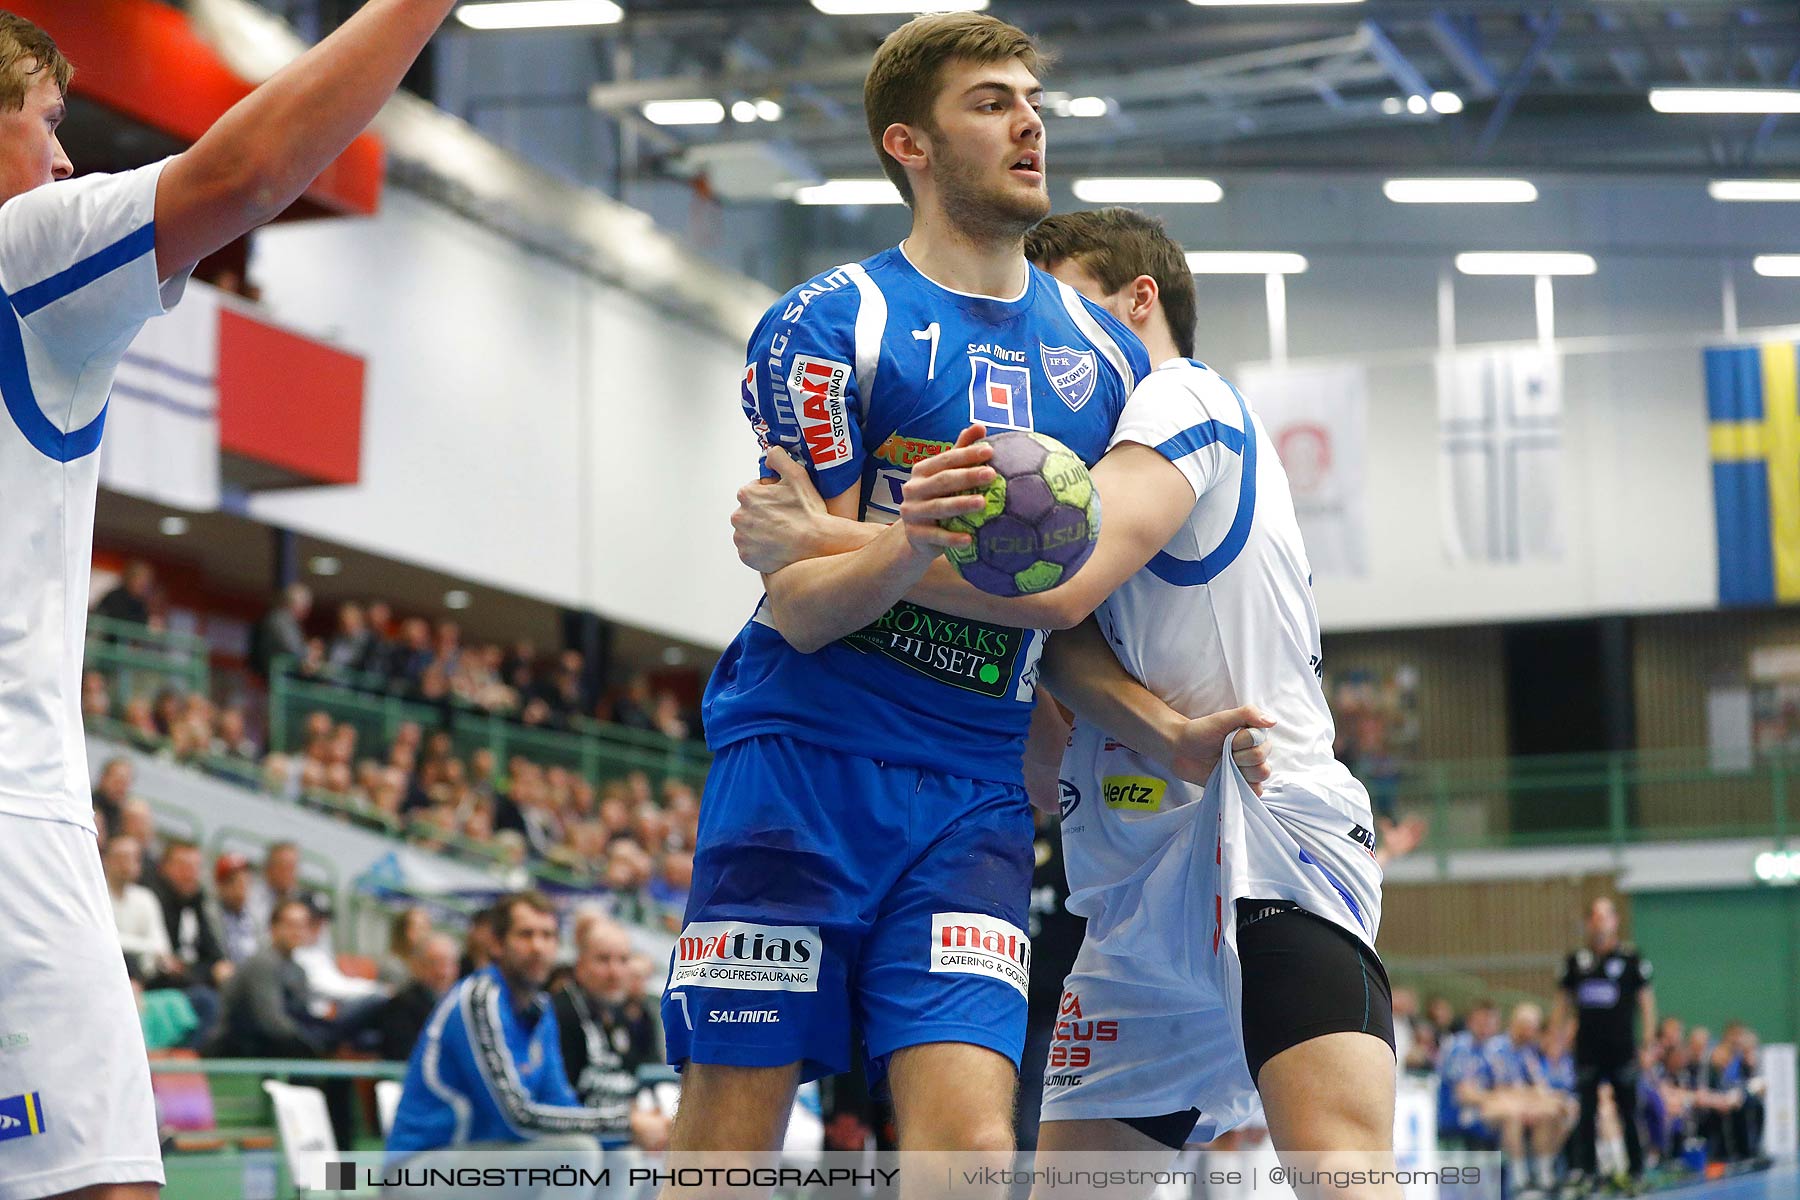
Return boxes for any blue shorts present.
[661,734,1035,1084]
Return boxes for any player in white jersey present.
[734,209,1397,1198]
[0,8,452,1198]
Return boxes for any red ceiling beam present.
[14,0,383,217]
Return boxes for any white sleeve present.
[1105,366,1248,501]
[0,159,189,373]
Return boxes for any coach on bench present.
[384,891,607,1198]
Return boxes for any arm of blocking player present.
[1040,616,1275,790]
[760,429,992,653]
[152,0,455,281]
[733,437,1196,632]
[1022,691,1072,814]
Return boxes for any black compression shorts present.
[1236,898,1396,1082]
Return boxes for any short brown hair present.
[863,13,1047,205]
[0,14,72,112]
[1026,208,1198,360]
[493,890,556,939]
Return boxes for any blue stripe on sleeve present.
[1145,379,1258,587]
[11,223,156,318]
[1154,420,1245,462]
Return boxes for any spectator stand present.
[266,657,711,792]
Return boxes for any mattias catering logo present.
[929,912,1031,998]
[670,922,820,992]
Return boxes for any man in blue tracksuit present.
[386,892,608,1197]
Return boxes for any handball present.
[940,431,1101,597]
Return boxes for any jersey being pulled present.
[0,162,188,831]
[1061,359,1379,940]
[704,245,1151,783]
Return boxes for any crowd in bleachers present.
[1390,990,1769,1195]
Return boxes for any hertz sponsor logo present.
[670,922,821,993]
[929,912,1030,998]
[1102,775,1165,812]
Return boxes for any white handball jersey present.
[1063,357,1377,906]
[0,162,187,830]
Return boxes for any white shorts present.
[1042,730,1383,1138]
[0,814,164,1199]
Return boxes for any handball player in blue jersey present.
[0,7,454,1199]
[661,12,1168,1159]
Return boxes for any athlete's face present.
[918,56,1048,238]
[497,901,559,995]
[0,69,71,203]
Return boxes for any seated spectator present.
[250,582,312,680]
[92,756,135,837]
[381,905,435,990]
[105,835,179,983]
[362,600,397,674]
[378,932,460,1062]
[149,838,231,1041]
[385,892,608,1190]
[82,669,113,720]
[554,919,670,1152]
[95,560,155,627]
[212,705,259,761]
[248,840,304,931]
[209,852,263,965]
[215,899,330,1059]
[646,851,691,935]
[610,673,655,731]
[391,617,435,691]
[291,893,390,1018]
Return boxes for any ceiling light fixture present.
[1753,255,1800,278]
[1429,91,1464,114]
[1065,96,1110,118]
[158,515,189,536]
[1649,88,1800,114]
[1455,252,1596,276]
[640,98,725,126]
[755,99,783,122]
[1186,252,1308,275]
[730,101,757,123]
[1709,180,1800,202]
[454,0,622,30]
[309,556,342,576]
[792,179,905,206]
[1384,178,1538,204]
[444,590,473,610]
[1073,178,1223,204]
[810,0,986,13]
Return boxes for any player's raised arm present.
[152,0,455,281]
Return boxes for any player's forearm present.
[157,0,452,275]
[1039,617,1185,766]
[903,559,1079,629]
[763,522,937,653]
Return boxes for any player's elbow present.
[1037,586,1099,631]
[764,595,828,655]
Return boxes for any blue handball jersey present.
[705,244,1151,783]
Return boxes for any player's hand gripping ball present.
[938,431,1102,597]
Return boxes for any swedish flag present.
[1706,343,1800,605]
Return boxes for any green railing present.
[83,614,210,703]
[266,660,710,790]
[1381,745,1799,857]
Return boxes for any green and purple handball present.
[939,431,1102,597]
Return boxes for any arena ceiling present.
[298,0,1800,194]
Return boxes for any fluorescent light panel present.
[640,98,725,126]
[1065,96,1109,118]
[1455,252,1595,276]
[1709,180,1800,202]
[1186,252,1307,275]
[1753,256,1800,278]
[793,179,904,206]
[455,0,622,30]
[810,0,986,13]
[1073,178,1222,204]
[1187,1,1362,6]
[1384,178,1538,204]
[1649,88,1800,114]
